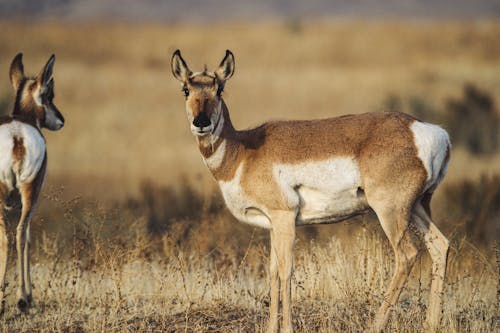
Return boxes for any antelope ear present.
[37,54,56,87]
[215,50,235,81]
[9,53,24,91]
[171,50,192,82]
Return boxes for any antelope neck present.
[197,101,241,176]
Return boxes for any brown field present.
[0,20,498,332]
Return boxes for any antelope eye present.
[182,87,189,97]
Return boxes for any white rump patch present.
[0,127,15,191]
[411,121,450,192]
[0,121,46,190]
[273,157,369,224]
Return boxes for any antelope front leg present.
[270,210,296,333]
[267,231,280,333]
[16,184,36,312]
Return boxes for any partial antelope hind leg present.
[411,198,449,332]
[16,159,46,311]
[366,189,420,332]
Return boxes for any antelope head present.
[9,53,65,131]
[171,50,234,137]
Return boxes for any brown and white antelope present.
[0,53,64,312]
[171,50,450,333]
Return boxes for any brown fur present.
[0,117,13,126]
[184,75,222,122]
[9,53,63,132]
[171,50,449,333]
[197,103,426,211]
[12,137,26,165]
[13,79,46,129]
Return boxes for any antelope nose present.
[193,112,211,128]
[56,115,65,128]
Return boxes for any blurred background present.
[0,0,497,248]
[0,1,498,331]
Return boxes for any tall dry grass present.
[0,175,493,332]
[0,188,497,332]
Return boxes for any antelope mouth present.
[191,124,213,136]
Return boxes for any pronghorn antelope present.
[0,53,64,312]
[171,50,450,333]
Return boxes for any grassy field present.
[0,211,496,332]
[0,19,497,332]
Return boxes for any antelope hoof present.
[17,298,29,312]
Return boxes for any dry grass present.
[0,19,497,332]
[0,176,493,332]
[0,212,496,332]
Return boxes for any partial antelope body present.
[171,49,450,333]
[0,53,64,312]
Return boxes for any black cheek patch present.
[216,84,224,97]
[55,106,64,122]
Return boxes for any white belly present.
[0,121,46,190]
[218,157,369,230]
[274,157,369,225]
[296,185,368,224]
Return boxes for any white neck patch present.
[210,101,224,145]
[203,102,226,171]
[204,139,226,171]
